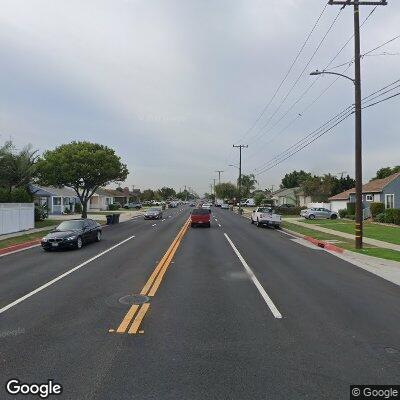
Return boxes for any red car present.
[190,208,211,228]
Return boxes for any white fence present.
[0,203,35,235]
[307,202,332,209]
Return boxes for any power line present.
[253,78,400,176]
[246,7,344,145]
[245,5,377,153]
[232,3,329,145]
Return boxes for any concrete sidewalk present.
[0,210,143,241]
[287,218,400,252]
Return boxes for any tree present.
[281,170,311,189]
[141,189,155,202]
[254,192,266,206]
[157,187,176,200]
[372,166,400,180]
[176,190,192,201]
[37,141,128,218]
[237,174,257,198]
[0,140,38,199]
[214,182,237,200]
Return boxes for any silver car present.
[301,208,338,220]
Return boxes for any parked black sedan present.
[41,219,102,251]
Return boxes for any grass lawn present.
[283,221,400,263]
[303,219,400,245]
[35,219,60,228]
[0,230,52,250]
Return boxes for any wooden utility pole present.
[328,0,387,249]
[233,144,248,214]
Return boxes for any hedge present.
[338,209,347,218]
[346,202,355,215]
[370,202,384,218]
[108,204,120,211]
[384,209,400,225]
[275,206,306,215]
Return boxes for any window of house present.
[53,197,61,206]
[385,194,394,209]
[63,197,70,205]
[366,194,373,202]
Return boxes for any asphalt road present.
[1,205,400,399]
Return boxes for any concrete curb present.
[0,239,41,256]
[280,227,344,253]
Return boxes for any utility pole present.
[233,144,248,214]
[215,170,224,185]
[328,0,387,249]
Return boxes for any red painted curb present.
[304,236,344,253]
[0,239,41,255]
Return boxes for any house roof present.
[272,186,300,197]
[328,172,400,201]
[30,184,78,198]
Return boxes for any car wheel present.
[76,236,83,250]
[95,230,102,242]
[308,214,315,220]
[251,218,254,224]
[331,214,337,220]
[256,218,261,227]
[207,222,211,228]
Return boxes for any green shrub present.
[276,206,305,215]
[375,213,386,223]
[338,209,347,218]
[108,203,119,211]
[35,205,48,221]
[384,209,400,225]
[347,214,355,220]
[75,203,82,214]
[370,202,384,218]
[346,202,356,215]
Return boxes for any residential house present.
[88,189,114,211]
[31,184,79,215]
[272,187,313,207]
[328,172,400,212]
[107,187,141,207]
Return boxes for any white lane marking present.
[168,216,172,218]
[218,224,222,227]
[277,229,297,239]
[224,233,282,319]
[0,235,136,315]
[152,224,157,227]
[162,219,166,222]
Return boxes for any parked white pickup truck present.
[250,207,282,228]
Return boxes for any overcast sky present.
[1,0,399,195]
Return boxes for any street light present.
[310,68,363,249]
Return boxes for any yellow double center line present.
[114,218,191,335]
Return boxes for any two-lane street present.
[1,206,399,399]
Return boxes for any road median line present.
[112,218,190,335]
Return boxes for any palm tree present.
[237,174,258,198]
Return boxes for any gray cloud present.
[0,0,399,194]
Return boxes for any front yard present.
[283,221,400,263]
[302,219,400,245]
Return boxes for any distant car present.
[221,203,229,209]
[189,202,196,207]
[191,208,211,227]
[301,207,338,220]
[124,202,142,209]
[41,219,102,251]
[169,201,178,208]
[144,207,163,220]
[202,203,212,209]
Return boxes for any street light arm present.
[310,70,355,84]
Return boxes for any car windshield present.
[258,208,272,213]
[56,220,84,231]
[192,209,210,215]
[148,208,160,212]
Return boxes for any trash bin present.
[106,214,113,225]
[112,213,120,224]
